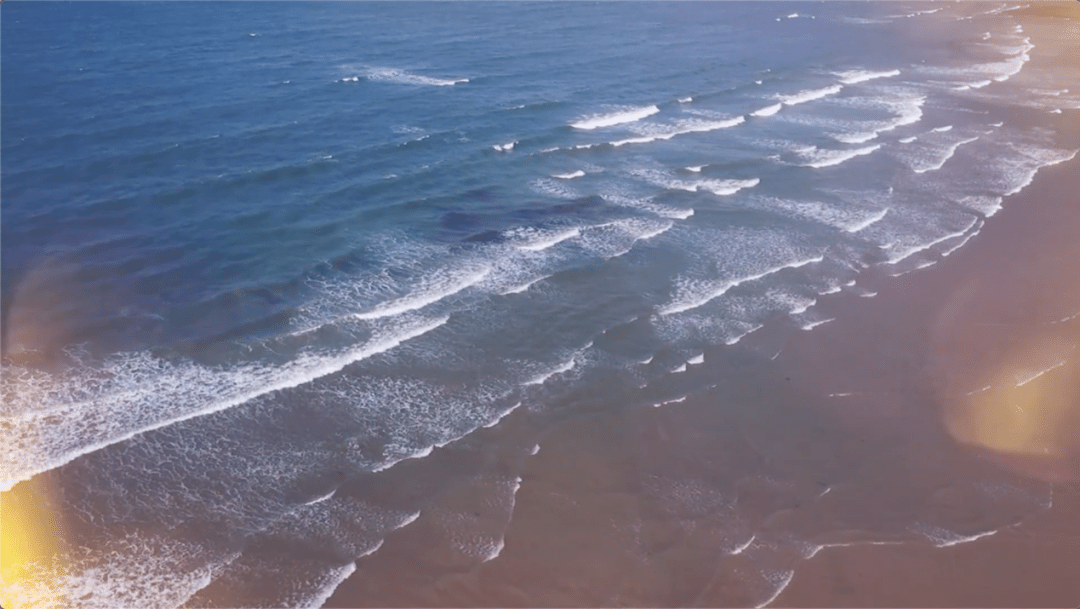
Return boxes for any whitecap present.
[571,105,660,129]
[834,69,901,84]
[777,84,843,106]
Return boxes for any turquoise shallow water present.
[2,2,1079,607]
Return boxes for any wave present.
[777,84,843,106]
[798,144,881,168]
[607,116,745,147]
[913,523,998,548]
[492,141,516,152]
[834,69,901,84]
[800,318,835,331]
[571,105,660,129]
[522,356,577,386]
[687,353,704,365]
[0,315,450,492]
[552,170,585,179]
[911,137,980,173]
[686,166,704,172]
[931,125,954,132]
[831,130,879,144]
[659,255,824,316]
[953,80,992,90]
[363,67,468,86]
[498,274,551,295]
[352,267,489,320]
[883,215,980,264]
[634,168,760,196]
[512,226,582,252]
[751,103,782,117]
[679,97,693,103]
[899,136,917,143]
[939,220,983,257]
[845,207,890,233]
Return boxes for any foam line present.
[352,268,489,320]
[517,227,581,252]
[754,571,794,608]
[1015,347,1075,386]
[835,69,901,84]
[299,563,358,609]
[364,67,468,86]
[730,535,755,555]
[523,357,576,386]
[800,144,881,168]
[913,137,980,173]
[571,105,660,129]
[0,315,450,492]
[552,170,585,179]
[751,103,782,117]
[844,208,889,233]
[778,84,843,106]
[660,255,823,316]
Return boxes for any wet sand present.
[327,5,1080,607]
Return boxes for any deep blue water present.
[3,2,1079,607]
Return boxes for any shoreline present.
[328,3,1080,606]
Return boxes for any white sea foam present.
[653,396,687,407]
[608,116,745,147]
[798,144,881,168]
[353,268,489,320]
[364,67,468,86]
[688,354,705,365]
[552,170,585,179]
[845,207,890,233]
[751,103,783,117]
[498,274,551,295]
[932,125,954,132]
[778,84,843,106]
[686,165,705,172]
[831,130,879,144]
[305,488,338,505]
[1015,346,1075,387]
[571,105,660,129]
[672,363,687,373]
[483,401,522,428]
[0,315,450,492]
[884,215,980,264]
[835,69,901,84]
[492,141,516,152]
[754,570,795,609]
[514,227,581,252]
[679,97,693,103]
[801,318,835,331]
[530,444,540,455]
[911,137,980,174]
[660,255,823,316]
[913,523,998,547]
[938,220,983,256]
[631,167,760,196]
[730,535,755,555]
[899,136,917,143]
[523,357,576,386]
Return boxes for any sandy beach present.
[327,3,1080,606]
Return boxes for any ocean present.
[2,2,1079,607]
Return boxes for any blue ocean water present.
[2,2,1079,607]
